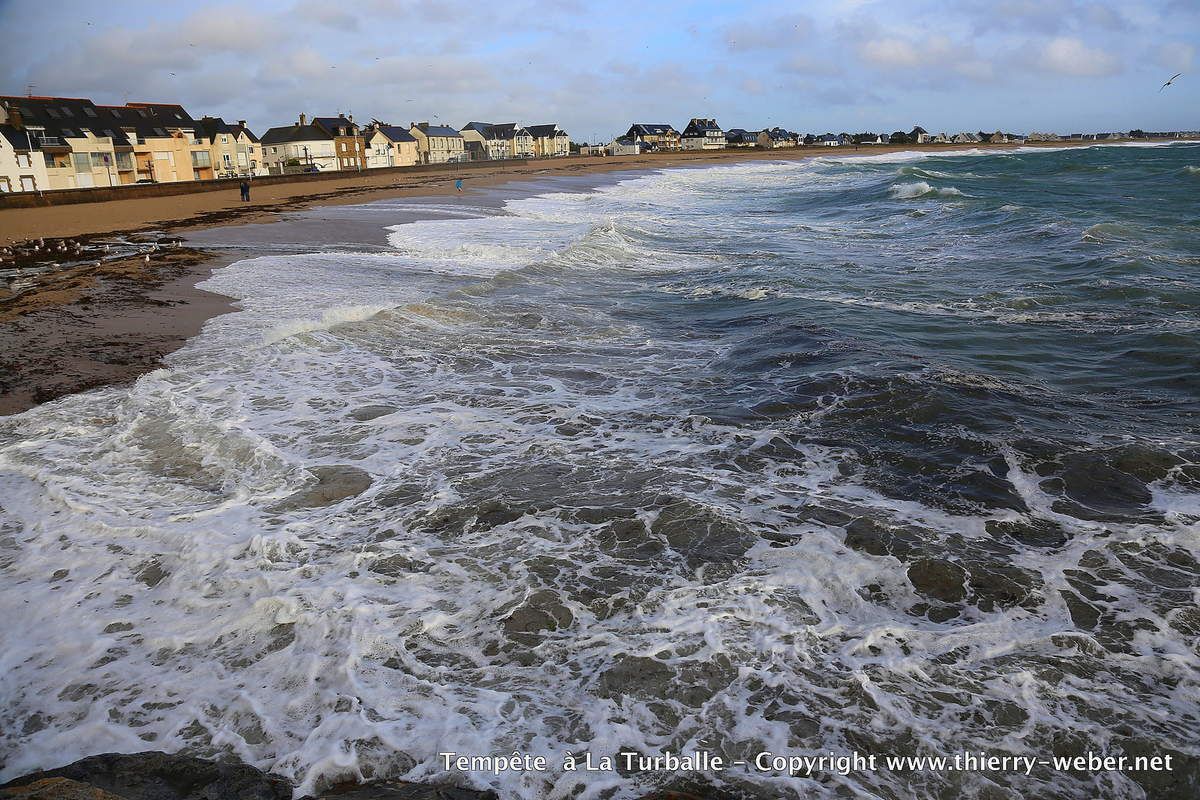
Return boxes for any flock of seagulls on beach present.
[0,236,181,270]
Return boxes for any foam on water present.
[2,143,1199,800]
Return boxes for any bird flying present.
[1160,72,1182,92]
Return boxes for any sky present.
[0,0,1196,141]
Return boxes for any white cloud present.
[861,37,922,67]
[1037,36,1121,76]
[1155,41,1195,72]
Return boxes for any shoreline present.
[0,138,1180,416]
[0,139,1169,243]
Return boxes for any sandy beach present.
[0,139,1167,416]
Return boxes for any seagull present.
[1160,72,1182,92]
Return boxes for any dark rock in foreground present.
[1,752,748,800]
[0,752,293,800]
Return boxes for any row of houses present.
[0,94,261,192]
[258,116,571,172]
[604,122,1046,153]
[0,93,574,192]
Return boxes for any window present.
[83,107,97,118]
[110,109,122,118]
[221,135,229,144]
[60,106,74,117]
[72,153,90,172]
[0,177,9,192]
[90,152,111,168]
[46,108,61,119]
[61,128,76,137]
[16,153,31,168]
[20,176,36,192]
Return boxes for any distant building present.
[625,123,680,151]
[460,122,510,161]
[409,122,466,164]
[950,131,980,144]
[579,143,606,156]
[490,123,535,158]
[681,118,725,150]
[608,136,641,156]
[724,128,759,147]
[261,115,337,172]
[362,123,419,168]
[910,126,932,144]
[0,123,49,193]
[758,127,796,148]
[196,116,262,177]
[526,123,571,157]
[312,115,366,170]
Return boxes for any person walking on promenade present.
[240,179,251,202]
[455,178,463,193]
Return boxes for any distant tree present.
[889,131,909,144]
[1128,129,1146,138]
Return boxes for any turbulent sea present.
[2,143,1199,799]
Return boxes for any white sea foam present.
[889,181,966,199]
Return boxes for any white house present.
[608,137,641,156]
[260,115,337,172]
[681,118,725,150]
[0,125,50,192]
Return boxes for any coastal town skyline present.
[0,0,1195,141]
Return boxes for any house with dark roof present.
[526,123,570,157]
[625,123,680,151]
[197,116,262,176]
[758,127,797,148]
[0,122,49,192]
[460,122,509,160]
[724,128,759,147]
[260,115,337,172]
[409,122,466,164]
[1,95,213,187]
[489,123,535,158]
[681,118,725,150]
[362,122,419,168]
[311,114,366,170]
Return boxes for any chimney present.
[238,119,246,127]
[299,113,307,126]
[9,107,23,130]
[348,113,353,123]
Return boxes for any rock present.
[907,558,967,603]
[1,777,126,800]
[321,781,497,799]
[274,466,372,511]
[650,500,754,573]
[0,752,293,800]
[597,655,673,699]
[349,406,397,422]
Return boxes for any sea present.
[1,142,1198,799]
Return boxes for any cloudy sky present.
[0,0,1195,140]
